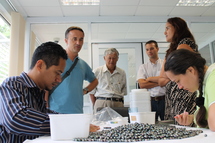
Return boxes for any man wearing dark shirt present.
[0,42,67,143]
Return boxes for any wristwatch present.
[83,87,90,94]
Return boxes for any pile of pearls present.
[73,122,203,142]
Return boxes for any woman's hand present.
[90,124,100,132]
[174,112,194,126]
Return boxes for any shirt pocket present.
[112,81,123,93]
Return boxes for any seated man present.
[0,42,67,143]
[90,48,127,113]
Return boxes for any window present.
[212,40,215,63]
[199,44,212,66]
[0,16,10,84]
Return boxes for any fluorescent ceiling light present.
[61,0,100,5]
[176,0,215,6]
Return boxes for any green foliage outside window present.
[0,17,10,84]
[0,24,10,38]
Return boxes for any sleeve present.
[88,68,98,95]
[205,70,215,107]
[121,70,127,95]
[178,38,197,51]
[84,62,96,83]
[136,65,147,81]
[0,82,51,136]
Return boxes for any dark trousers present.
[151,99,165,121]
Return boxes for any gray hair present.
[104,48,119,57]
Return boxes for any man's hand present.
[90,124,100,132]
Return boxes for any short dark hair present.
[145,40,158,48]
[65,26,84,39]
[30,42,68,69]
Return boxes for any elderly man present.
[90,48,127,113]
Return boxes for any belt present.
[151,96,165,101]
[96,97,123,102]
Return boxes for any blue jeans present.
[151,99,165,121]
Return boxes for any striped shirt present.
[0,72,55,143]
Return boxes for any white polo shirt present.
[136,58,166,97]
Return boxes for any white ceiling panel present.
[197,35,212,45]
[62,6,100,16]
[31,24,67,34]
[98,33,126,39]
[211,28,215,33]
[128,23,161,32]
[191,23,215,33]
[136,6,173,16]
[38,33,63,42]
[97,23,130,32]
[203,33,215,39]
[24,7,63,17]
[91,24,99,33]
[91,34,98,39]
[100,0,140,6]
[151,33,166,41]
[139,0,178,6]
[170,7,209,16]
[202,7,215,16]
[100,6,137,16]
[156,23,166,33]
[17,0,60,6]
[125,32,154,39]
[194,33,208,40]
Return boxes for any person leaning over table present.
[164,49,215,131]
[0,42,68,143]
[0,42,99,143]
[89,48,127,113]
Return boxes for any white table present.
[24,126,215,143]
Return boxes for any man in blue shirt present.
[48,26,98,113]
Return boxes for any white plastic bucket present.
[49,114,92,141]
[130,89,151,101]
[129,101,151,112]
[129,112,155,124]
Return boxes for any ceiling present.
[6,0,215,49]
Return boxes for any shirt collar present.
[20,72,46,97]
[102,64,119,74]
[149,58,160,65]
[20,72,38,88]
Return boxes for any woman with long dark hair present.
[147,17,198,125]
